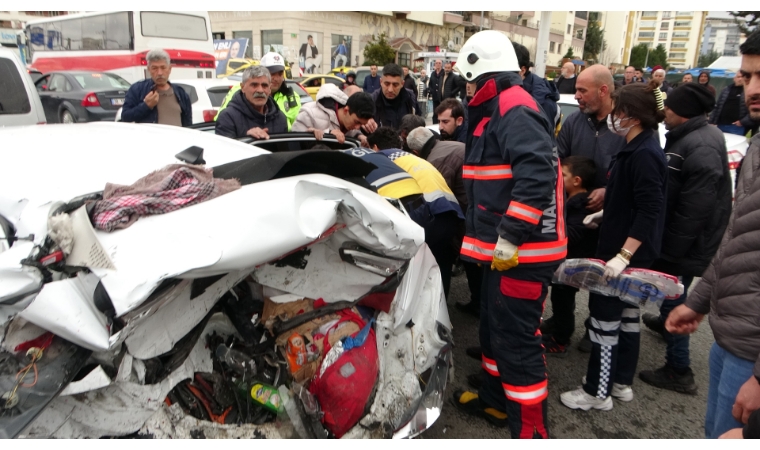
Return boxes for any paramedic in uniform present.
[451,30,566,439]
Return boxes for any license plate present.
[111,98,124,106]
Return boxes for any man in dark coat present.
[403,66,418,97]
[428,59,444,124]
[512,42,559,126]
[370,63,421,130]
[639,83,732,395]
[216,66,288,139]
[555,62,577,94]
[709,71,759,135]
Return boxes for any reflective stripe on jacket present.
[461,72,566,268]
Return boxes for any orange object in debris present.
[286,333,307,373]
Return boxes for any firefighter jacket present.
[460,71,566,269]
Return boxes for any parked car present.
[0,123,450,439]
[35,71,130,123]
[555,94,749,189]
[0,47,46,126]
[293,74,346,100]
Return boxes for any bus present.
[24,11,215,83]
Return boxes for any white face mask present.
[607,114,633,137]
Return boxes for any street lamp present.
[643,45,650,69]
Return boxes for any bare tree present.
[598,41,619,67]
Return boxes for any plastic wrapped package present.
[552,259,684,307]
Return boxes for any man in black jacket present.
[370,63,421,130]
[709,71,759,136]
[215,66,288,139]
[403,66,418,97]
[429,59,444,123]
[555,62,577,95]
[439,62,463,101]
[639,83,732,394]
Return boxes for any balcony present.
[551,27,565,36]
[575,11,588,20]
[443,12,463,25]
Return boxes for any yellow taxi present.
[293,74,347,100]
[219,59,293,79]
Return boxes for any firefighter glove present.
[491,236,519,271]
[583,210,604,229]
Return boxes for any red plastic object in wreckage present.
[39,250,64,266]
[14,332,54,353]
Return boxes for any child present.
[543,156,600,355]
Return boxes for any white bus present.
[24,11,215,83]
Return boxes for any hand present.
[733,376,760,424]
[308,127,324,140]
[491,237,518,271]
[583,210,603,229]
[733,120,743,127]
[603,254,629,281]
[358,134,369,148]
[246,127,270,140]
[144,90,159,109]
[586,188,606,212]
[363,118,378,134]
[329,129,345,143]
[664,304,705,335]
[719,428,744,439]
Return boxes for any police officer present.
[451,30,566,439]
[215,52,301,130]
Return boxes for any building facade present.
[628,10,707,69]
[700,15,744,57]
[594,11,630,68]
[209,11,586,74]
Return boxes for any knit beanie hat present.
[664,83,716,118]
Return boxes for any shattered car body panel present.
[0,123,452,438]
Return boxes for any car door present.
[35,75,56,122]
[46,74,69,122]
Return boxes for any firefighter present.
[451,30,566,439]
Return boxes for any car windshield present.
[73,73,131,90]
[559,103,578,126]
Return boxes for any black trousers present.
[548,284,578,344]
[479,266,554,439]
[432,99,441,124]
[425,212,461,299]
[463,261,483,305]
[582,293,641,399]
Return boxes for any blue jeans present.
[717,124,746,136]
[705,342,756,438]
[659,276,693,368]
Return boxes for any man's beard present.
[440,129,453,140]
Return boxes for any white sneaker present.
[560,387,613,411]
[582,376,634,402]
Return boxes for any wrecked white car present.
[0,123,452,439]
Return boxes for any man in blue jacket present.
[362,64,381,94]
[512,42,560,127]
[121,49,192,127]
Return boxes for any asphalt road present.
[421,273,712,439]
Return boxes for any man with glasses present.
[215,65,287,139]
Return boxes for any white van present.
[0,47,46,126]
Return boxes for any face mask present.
[607,114,633,137]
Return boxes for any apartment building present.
[628,10,708,69]
[593,11,630,68]
[700,15,745,57]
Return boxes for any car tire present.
[60,109,76,124]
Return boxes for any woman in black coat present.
[560,81,668,411]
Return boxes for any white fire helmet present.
[455,30,519,82]
[260,52,285,73]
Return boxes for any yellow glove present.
[491,236,519,271]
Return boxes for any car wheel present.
[61,110,76,124]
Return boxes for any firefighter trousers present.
[478,265,553,439]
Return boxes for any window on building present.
[674,21,691,27]
[669,52,686,59]
[676,11,693,17]
[661,22,669,29]
[212,32,225,40]
[640,21,656,28]
[642,11,658,18]
[672,31,689,38]
[638,32,655,38]
[662,12,672,19]
[558,44,562,54]
[398,52,410,67]
[567,24,571,34]
[671,42,686,48]
[260,30,282,58]
[659,32,668,40]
